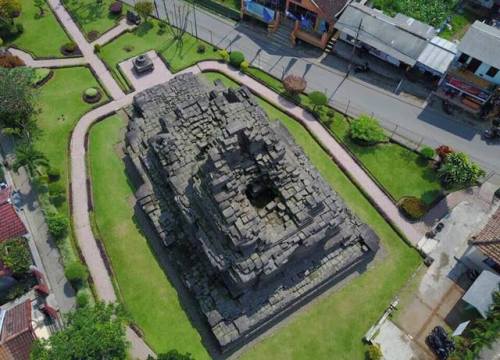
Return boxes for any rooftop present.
[335,3,436,66]
[471,206,500,266]
[458,21,500,70]
[0,203,27,243]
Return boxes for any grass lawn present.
[89,115,209,359]
[224,69,443,205]
[439,10,477,41]
[89,72,420,359]
[5,0,71,58]
[99,20,221,90]
[62,0,130,38]
[209,0,240,11]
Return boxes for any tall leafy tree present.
[0,0,21,24]
[31,303,129,360]
[13,143,47,176]
[0,67,40,142]
[134,0,153,22]
[438,152,485,186]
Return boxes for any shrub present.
[438,152,485,186]
[62,41,77,53]
[218,49,229,62]
[308,90,327,112]
[240,60,249,72]
[197,44,206,54]
[65,262,88,286]
[0,54,25,68]
[436,145,453,160]
[123,45,134,52]
[366,344,383,360]
[282,74,307,95]
[84,87,98,98]
[15,23,23,34]
[87,30,99,41]
[420,146,436,160]
[46,212,69,240]
[0,37,3,46]
[76,291,89,308]
[47,167,60,181]
[229,51,245,68]
[48,181,64,195]
[349,115,387,145]
[0,164,4,183]
[0,238,32,275]
[93,43,101,53]
[327,109,335,118]
[399,196,427,220]
[109,1,122,15]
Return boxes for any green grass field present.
[88,73,420,359]
[6,0,71,57]
[88,115,209,359]
[440,10,477,41]
[99,20,220,89]
[37,67,108,216]
[62,0,130,38]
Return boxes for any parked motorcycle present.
[354,63,370,73]
[426,326,455,360]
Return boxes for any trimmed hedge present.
[398,196,427,220]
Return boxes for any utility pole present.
[347,18,363,75]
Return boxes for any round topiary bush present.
[283,74,307,96]
[83,87,102,104]
[229,51,245,68]
[240,60,249,73]
[197,44,206,54]
[76,291,89,308]
[65,261,88,287]
[398,196,427,220]
[61,41,78,55]
[420,146,436,160]
[109,1,123,15]
[308,91,327,112]
[349,115,387,145]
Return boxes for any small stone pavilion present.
[125,73,380,350]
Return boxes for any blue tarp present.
[245,1,275,23]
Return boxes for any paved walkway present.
[92,18,136,47]
[9,48,87,67]
[197,61,423,244]
[48,0,125,100]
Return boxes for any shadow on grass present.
[135,21,154,37]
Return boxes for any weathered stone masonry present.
[125,73,380,350]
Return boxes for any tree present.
[349,114,387,145]
[282,74,307,96]
[308,90,327,112]
[64,261,88,286]
[33,0,44,16]
[134,0,153,22]
[0,237,32,275]
[0,67,40,142]
[0,0,21,24]
[438,152,485,186]
[30,302,129,360]
[13,143,47,176]
[46,211,69,240]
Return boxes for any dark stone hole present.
[245,177,277,209]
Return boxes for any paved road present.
[123,0,500,173]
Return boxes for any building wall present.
[456,51,500,86]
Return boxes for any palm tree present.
[13,143,48,176]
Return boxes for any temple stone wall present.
[125,73,380,349]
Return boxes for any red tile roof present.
[471,207,500,266]
[0,203,27,243]
[0,300,35,360]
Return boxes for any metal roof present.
[417,36,457,75]
[462,270,500,318]
[458,21,500,70]
[334,3,435,66]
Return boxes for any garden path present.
[91,18,137,47]
[9,48,87,67]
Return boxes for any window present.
[486,66,499,77]
[457,53,469,64]
[466,58,482,72]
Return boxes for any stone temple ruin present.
[125,73,380,350]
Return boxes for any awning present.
[462,270,500,318]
